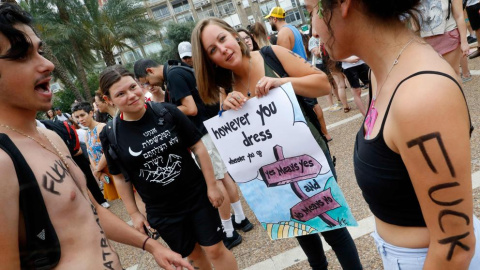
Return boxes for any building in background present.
[145,0,306,30]
[115,0,307,65]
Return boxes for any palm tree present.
[44,45,85,102]
[83,0,160,66]
[23,0,94,102]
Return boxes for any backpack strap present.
[164,61,195,83]
[147,101,175,127]
[259,46,288,78]
[0,134,61,269]
[106,117,131,181]
[63,122,80,154]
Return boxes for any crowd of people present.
[1,0,479,269]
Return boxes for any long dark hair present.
[320,0,421,54]
[237,28,260,51]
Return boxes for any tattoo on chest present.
[91,205,116,269]
[41,160,70,196]
[407,132,470,261]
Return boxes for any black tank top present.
[354,71,472,227]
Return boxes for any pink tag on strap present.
[364,101,378,139]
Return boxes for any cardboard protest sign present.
[204,83,357,239]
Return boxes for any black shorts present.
[148,202,223,257]
[343,64,370,89]
[316,63,328,74]
[467,3,480,30]
[303,97,319,108]
[334,61,343,72]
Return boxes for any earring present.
[236,37,240,42]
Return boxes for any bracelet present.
[218,103,226,117]
[142,236,150,250]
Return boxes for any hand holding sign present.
[204,83,356,239]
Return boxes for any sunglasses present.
[182,56,192,60]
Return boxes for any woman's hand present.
[207,184,224,208]
[461,41,470,57]
[255,76,285,98]
[93,169,102,180]
[223,91,247,111]
[131,211,150,235]
[99,173,109,184]
[150,246,194,270]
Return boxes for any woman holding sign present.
[191,18,362,270]
[306,0,479,269]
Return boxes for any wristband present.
[218,103,226,116]
[142,236,150,250]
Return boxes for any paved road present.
[109,59,480,270]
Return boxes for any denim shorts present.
[371,216,480,269]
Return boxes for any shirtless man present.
[0,3,192,269]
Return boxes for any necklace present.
[0,123,70,170]
[364,37,415,139]
[235,57,252,97]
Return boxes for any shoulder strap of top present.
[380,71,474,136]
[0,134,61,269]
[259,46,288,78]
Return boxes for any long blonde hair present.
[191,18,250,104]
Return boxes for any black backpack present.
[104,102,174,181]
[41,120,80,156]
[163,60,197,103]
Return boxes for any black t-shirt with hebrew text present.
[100,103,207,216]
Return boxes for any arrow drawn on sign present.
[259,145,340,227]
